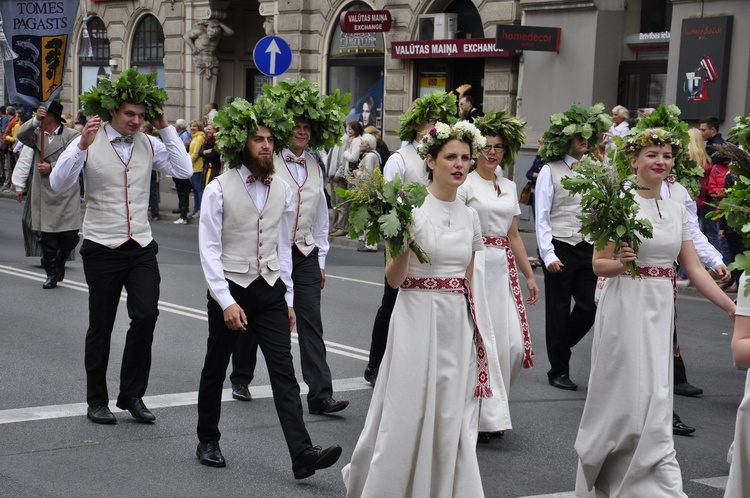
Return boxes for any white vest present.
[274,152,321,257]
[82,128,154,248]
[399,141,429,186]
[548,159,586,246]
[215,169,285,288]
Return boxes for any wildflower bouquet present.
[335,169,430,263]
[561,156,653,278]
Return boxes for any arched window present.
[327,2,385,132]
[80,17,111,93]
[131,14,165,87]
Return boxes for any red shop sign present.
[391,38,515,59]
[339,10,393,33]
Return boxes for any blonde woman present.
[187,119,206,219]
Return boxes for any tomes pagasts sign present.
[495,25,561,53]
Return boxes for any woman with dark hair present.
[343,121,490,497]
[359,95,376,128]
[199,122,222,187]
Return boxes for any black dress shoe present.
[197,441,226,467]
[674,382,703,397]
[477,432,491,444]
[309,397,349,415]
[548,374,578,391]
[87,405,116,424]
[363,366,378,387]
[292,445,342,479]
[673,413,695,436]
[231,384,252,402]
[116,396,156,423]
[43,274,58,289]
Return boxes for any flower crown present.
[417,120,487,159]
[623,128,682,155]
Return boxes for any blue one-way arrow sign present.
[253,36,292,77]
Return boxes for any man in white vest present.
[12,102,81,289]
[364,90,458,386]
[230,80,350,415]
[50,68,192,425]
[535,103,611,391]
[195,98,342,477]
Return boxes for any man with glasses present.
[363,90,458,386]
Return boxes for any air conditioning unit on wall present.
[418,13,458,41]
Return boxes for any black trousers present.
[40,230,79,271]
[367,275,399,371]
[197,279,311,461]
[174,178,191,219]
[80,239,160,406]
[230,247,333,405]
[542,239,597,379]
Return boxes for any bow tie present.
[111,135,134,144]
[286,154,306,167]
[247,174,272,186]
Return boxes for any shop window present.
[131,14,165,87]
[79,17,110,93]
[327,2,385,132]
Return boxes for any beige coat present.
[16,120,81,233]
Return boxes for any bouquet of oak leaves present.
[561,156,653,279]
[335,169,430,264]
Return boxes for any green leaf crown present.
[80,67,168,122]
[417,120,487,160]
[397,90,458,143]
[473,110,527,167]
[540,102,612,162]
[261,78,351,151]
[213,97,295,169]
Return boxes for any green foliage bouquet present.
[708,142,750,295]
[80,67,167,122]
[213,97,295,169]
[561,156,653,278]
[335,169,430,264]
[261,78,350,151]
[727,113,750,149]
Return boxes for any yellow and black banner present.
[1,1,79,106]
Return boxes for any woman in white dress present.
[342,121,490,498]
[727,271,750,498]
[458,110,538,442]
[574,128,736,497]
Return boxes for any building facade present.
[5,0,747,173]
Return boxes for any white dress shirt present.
[50,124,192,192]
[534,154,580,267]
[660,180,723,270]
[199,166,297,310]
[383,141,420,181]
[281,148,330,269]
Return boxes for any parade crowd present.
[3,67,750,497]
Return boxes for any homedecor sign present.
[391,38,514,59]
[495,25,561,53]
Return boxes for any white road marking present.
[0,377,372,425]
[0,264,371,360]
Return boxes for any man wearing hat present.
[51,68,192,425]
[13,102,81,289]
[196,97,342,477]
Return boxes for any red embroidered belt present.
[612,265,680,356]
[482,235,534,368]
[400,277,492,398]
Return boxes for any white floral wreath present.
[417,120,487,160]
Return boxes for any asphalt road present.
[0,193,745,497]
